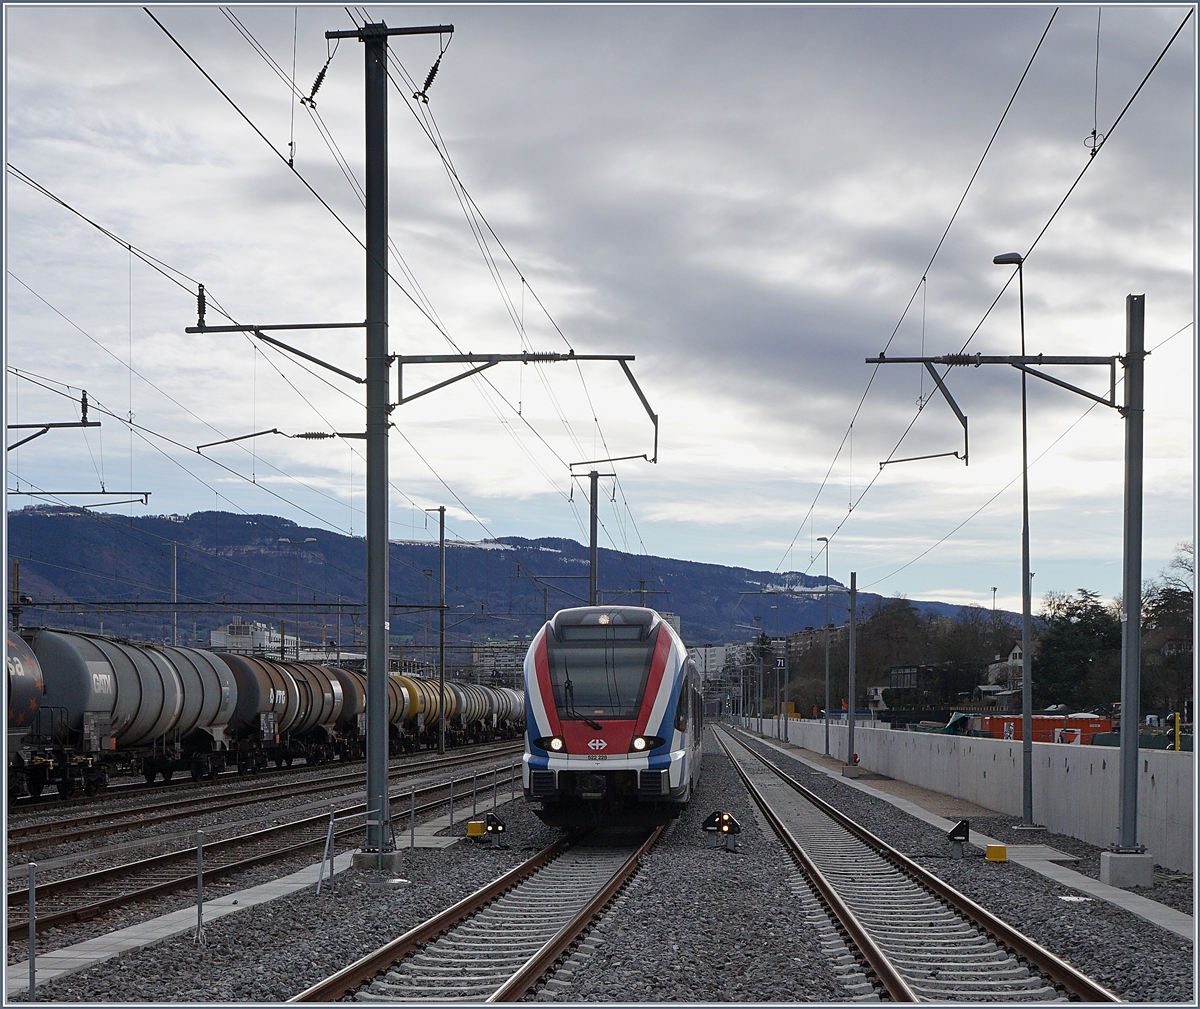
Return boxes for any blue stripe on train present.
[524,693,549,769]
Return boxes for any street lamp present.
[993,250,1037,830]
[770,604,780,736]
[817,535,830,756]
[754,614,763,734]
[279,537,316,660]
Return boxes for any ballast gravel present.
[529,742,843,1003]
[736,730,1194,1004]
[966,813,1194,915]
[8,747,522,879]
[21,734,847,1003]
[16,801,560,1003]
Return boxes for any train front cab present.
[522,606,703,828]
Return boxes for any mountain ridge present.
[7,506,985,647]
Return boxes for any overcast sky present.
[4,4,1194,616]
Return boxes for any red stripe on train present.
[634,625,672,736]
[533,631,562,736]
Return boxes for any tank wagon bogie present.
[521,606,704,828]
[7,628,525,799]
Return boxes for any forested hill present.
[7,506,967,646]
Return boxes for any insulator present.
[295,431,333,439]
[308,60,330,105]
[413,57,440,103]
[197,284,206,328]
[81,390,89,423]
[421,58,440,94]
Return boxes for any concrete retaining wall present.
[741,716,1193,872]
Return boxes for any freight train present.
[6,629,523,799]
[522,606,703,828]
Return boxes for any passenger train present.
[7,628,523,799]
[522,606,703,827]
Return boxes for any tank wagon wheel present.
[56,778,75,799]
[285,754,294,768]
[144,765,158,784]
[84,777,102,797]
[27,768,46,799]
[161,766,173,783]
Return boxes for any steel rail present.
[7,764,521,934]
[8,743,521,848]
[727,727,1121,1003]
[714,730,916,1001]
[487,825,665,1002]
[9,737,520,809]
[289,838,571,1002]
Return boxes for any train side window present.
[674,683,689,732]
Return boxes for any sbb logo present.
[587,738,607,751]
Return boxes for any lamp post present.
[770,604,780,735]
[993,251,1037,830]
[754,615,763,734]
[279,537,316,659]
[817,535,830,756]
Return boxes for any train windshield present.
[546,625,657,720]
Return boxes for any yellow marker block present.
[986,844,1007,862]
[466,820,485,837]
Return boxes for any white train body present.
[521,606,703,828]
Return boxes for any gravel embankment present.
[966,814,1194,915]
[15,800,560,1003]
[8,768,521,962]
[20,734,849,1003]
[529,742,844,1002]
[735,730,1194,1004]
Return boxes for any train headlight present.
[534,736,565,752]
[629,735,665,753]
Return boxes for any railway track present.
[716,727,1119,1003]
[291,828,662,1003]
[7,743,522,853]
[6,759,522,936]
[7,739,522,812]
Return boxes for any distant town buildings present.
[690,645,727,680]
[785,623,847,670]
[209,617,299,660]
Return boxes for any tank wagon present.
[522,606,703,828]
[6,628,525,799]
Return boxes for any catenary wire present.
[861,319,1193,589]
[778,8,1193,577]
[7,172,490,545]
[772,7,1060,573]
[9,364,513,613]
